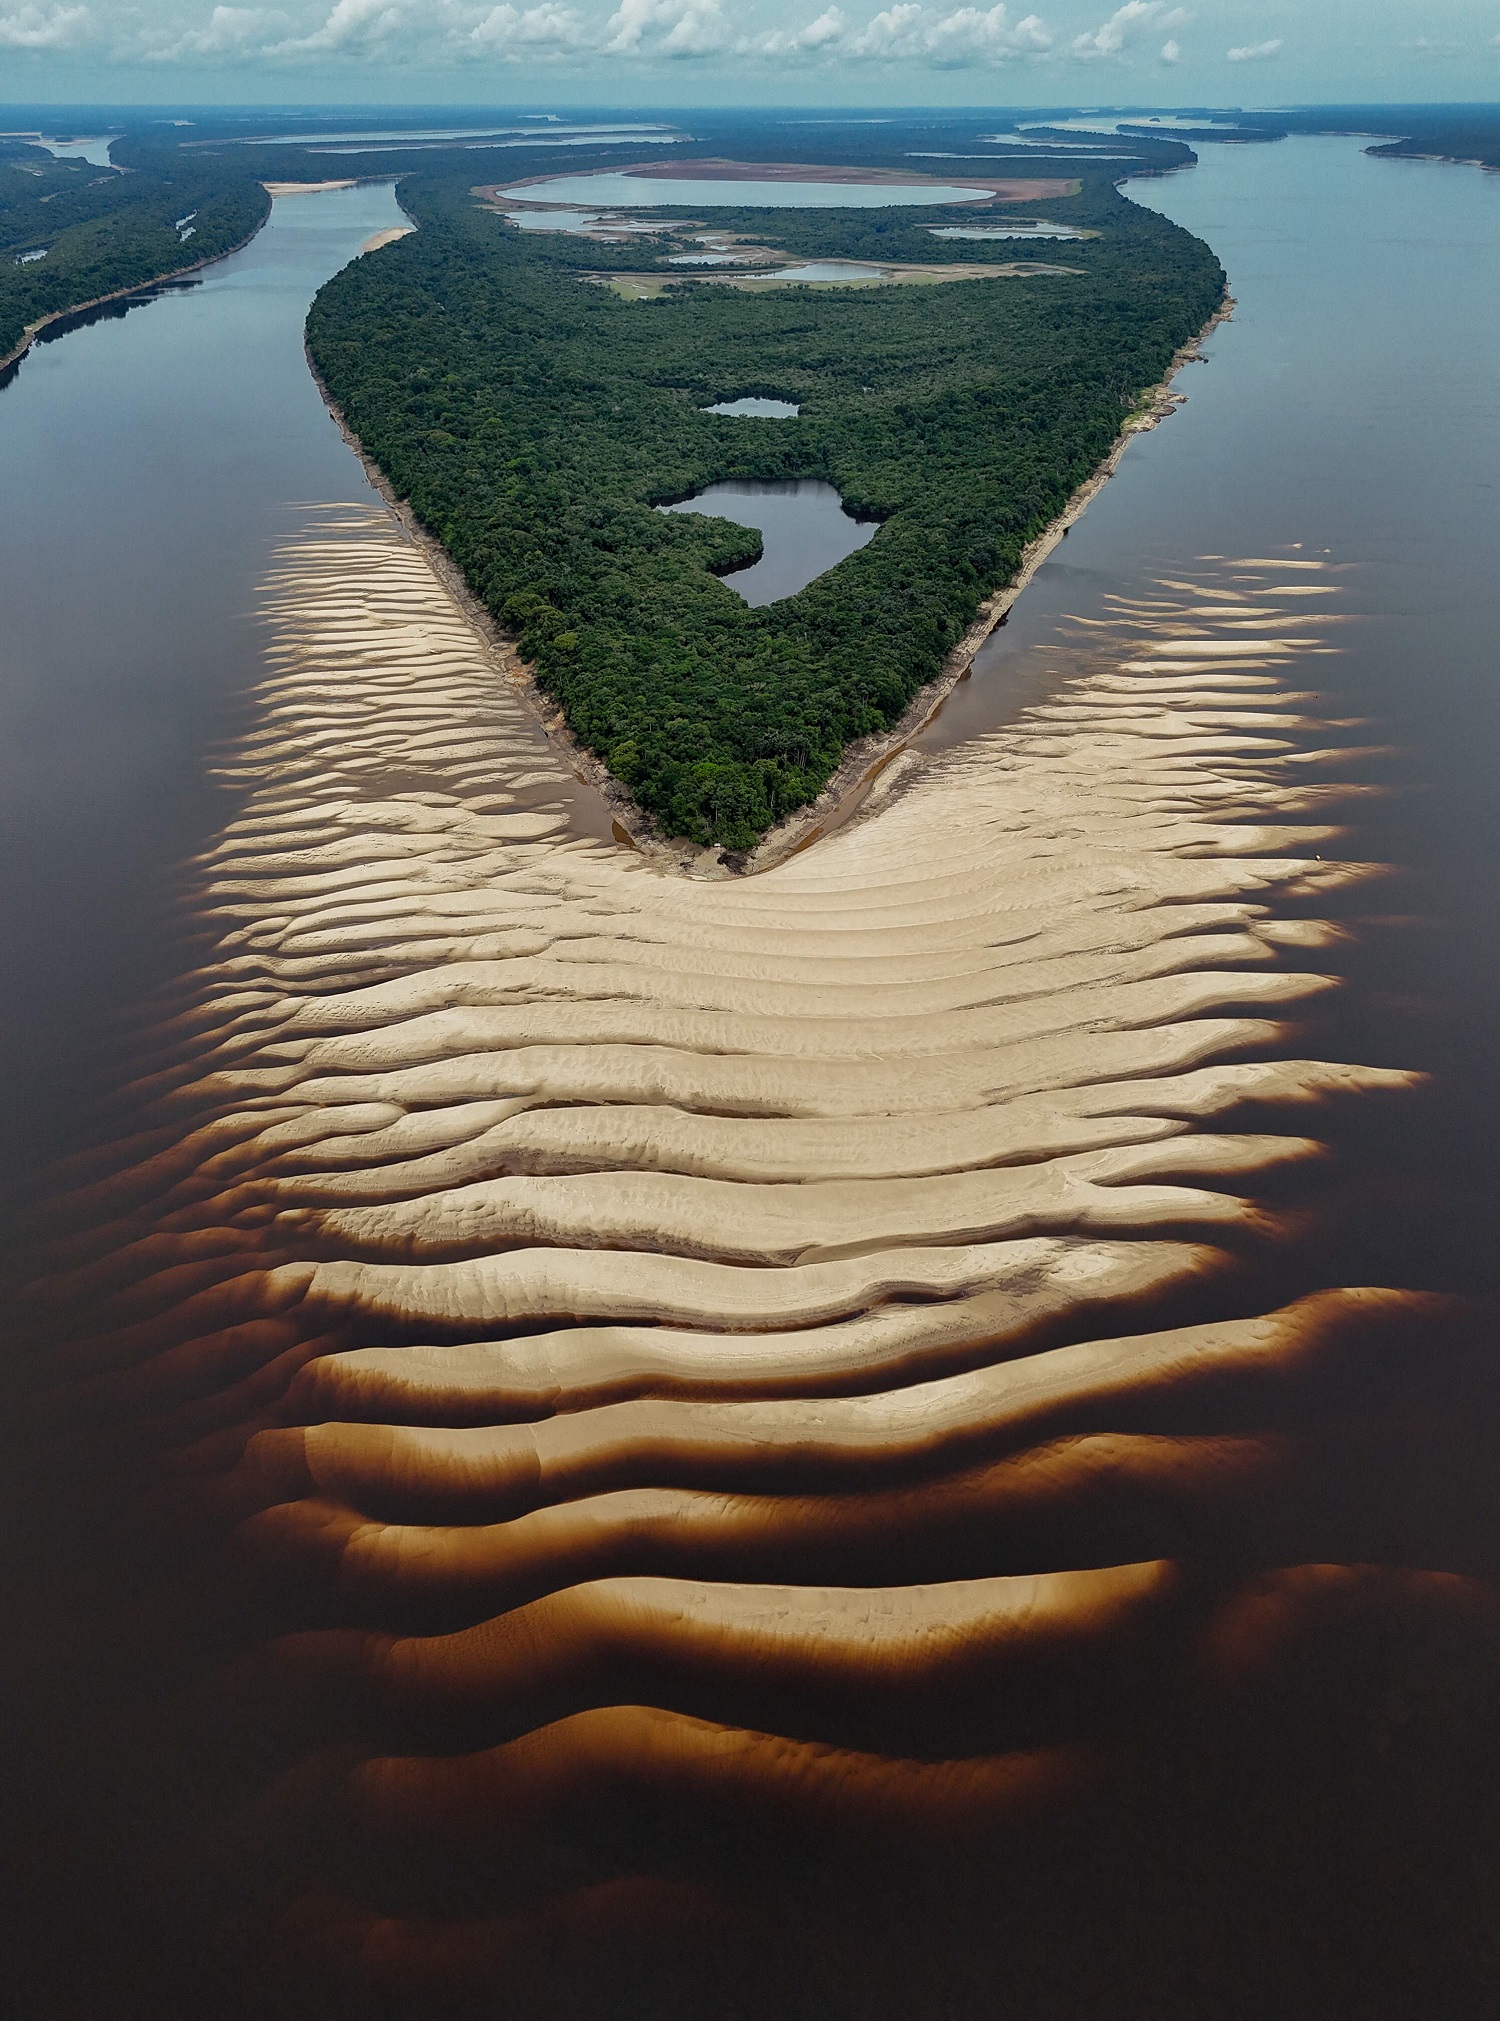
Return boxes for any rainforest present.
[306,171,1225,848]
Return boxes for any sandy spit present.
[260,179,358,196]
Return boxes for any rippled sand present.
[16,507,1500,2016]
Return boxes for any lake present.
[659,478,877,603]
[500,171,998,207]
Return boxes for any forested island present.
[0,135,268,370]
[307,167,1224,849]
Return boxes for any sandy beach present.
[17,446,1490,2014]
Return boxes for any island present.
[305,158,1226,854]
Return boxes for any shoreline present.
[0,211,272,381]
[311,286,1234,881]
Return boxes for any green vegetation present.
[0,138,269,365]
[1238,106,1500,168]
[308,171,1222,848]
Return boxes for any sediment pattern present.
[17,507,1500,2016]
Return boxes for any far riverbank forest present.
[308,170,1224,848]
[0,137,268,367]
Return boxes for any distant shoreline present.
[313,284,1234,881]
[0,212,271,381]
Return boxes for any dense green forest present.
[307,169,1223,848]
[0,138,268,365]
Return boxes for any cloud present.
[266,0,408,54]
[746,0,1050,63]
[465,0,590,49]
[1071,0,1185,60]
[143,5,292,58]
[0,1,90,46]
[1158,33,1177,59]
[747,2,844,53]
[3,0,1065,70]
[1226,34,1281,60]
[601,0,727,51]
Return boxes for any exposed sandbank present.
[12,512,1426,2010]
[358,224,415,253]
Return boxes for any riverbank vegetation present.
[0,139,268,364]
[308,168,1222,848]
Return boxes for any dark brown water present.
[4,133,1500,2021]
[0,179,622,1194]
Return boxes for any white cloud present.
[465,0,590,49]
[0,1,91,46]
[1158,32,1177,58]
[1226,34,1281,60]
[1071,0,1184,59]
[746,2,844,52]
[267,0,407,54]
[601,0,726,51]
[659,0,729,53]
[746,0,1049,63]
[143,5,291,58]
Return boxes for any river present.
[930,134,1500,1290]
[4,133,1500,2016]
[0,181,507,1186]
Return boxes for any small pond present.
[658,478,876,605]
[668,252,751,265]
[704,398,800,417]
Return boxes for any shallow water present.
[750,259,888,282]
[658,477,877,603]
[497,171,997,208]
[0,179,608,1184]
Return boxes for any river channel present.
[4,131,1500,2015]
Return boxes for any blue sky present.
[3,0,1499,107]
